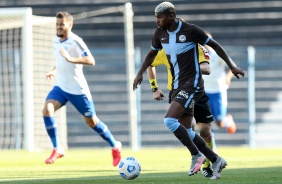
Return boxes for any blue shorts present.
[206,92,227,122]
[46,86,95,118]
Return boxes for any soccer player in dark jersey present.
[147,45,216,178]
[133,1,245,180]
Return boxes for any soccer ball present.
[118,156,141,180]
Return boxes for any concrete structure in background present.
[0,0,281,48]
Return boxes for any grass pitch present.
[0,147,282,184]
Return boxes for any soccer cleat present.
[226,114,236,134]
[112,141,122,167]
[202,165,213,178]
[210,156,227,180]
[188,152,206,176]
[45,149,64,164]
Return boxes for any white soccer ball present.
[118,156,141,180]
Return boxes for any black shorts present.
[193,92,213,123]
[169,89,213,124]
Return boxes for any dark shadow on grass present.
[1,167,282,184]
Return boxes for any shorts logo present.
[189,99,195,108]
[177,90,189,99]
[179,35,186,42]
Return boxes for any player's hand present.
[225,78,231,86]
[153,89,165,101]
[59,48,73,62]
[231,66,245,79]
[133,73,143,90]
[46,72,55,81]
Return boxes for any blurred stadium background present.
[0,0,282,151]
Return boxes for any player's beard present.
[57,29,66,37]
[157,25,164,29]
[157,23,169,30]
[57,33,64,37]
[158,25,168,30]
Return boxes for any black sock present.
[173,124,198,155]
[193,134,217,162]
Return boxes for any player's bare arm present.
[46,66,57,81]
[147,66,165,101]
[206,39,245,79]
[133,49,158,90]
[200,62,210,75]
[225,70,234,86]
[59,48,95,65]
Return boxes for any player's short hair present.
[56,12,73,23]
[155,1,176,16]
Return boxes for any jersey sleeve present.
[191,24,210,46]
[74,38,92,57]
[198,44,210,64]
[151,28,163,51]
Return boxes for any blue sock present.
[43,116,59,149]
[187,128,196,140]
[92,120,116,147]
[163,117,180,132]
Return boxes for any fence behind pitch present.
[1,46,282,149]
[67,46,282,148]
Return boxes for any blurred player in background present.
[203,32,236,134]
[133,1,245,180]
[200,32,236,176]
[42,12,121,166]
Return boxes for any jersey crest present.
[179,35,186,42]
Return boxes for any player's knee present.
[42,106,52,116]
[215,120,225,128]
[42,108,47,116]
[42,101,56,116]
[199,126,212,142]
[84,116,98,128]
[187,128,195,140]
[164,117,180,132]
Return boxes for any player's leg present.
[182,117,213,170]
[69,94,121,166]
[42,86,67,164]
[194,92,225,178]
[83,115,122,166]
[221,90,236,133]
[164,102,205,176]
[201,93,219,153]
[168,88,211,175]
[197,123,213,177]
[164,102,197,153]
[179,113,217,176]
[191,117,196,131]
[207,92,236,134]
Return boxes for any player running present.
[42,12,121,166]
[133,2,245,179]
[147,44,216,178]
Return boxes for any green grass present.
[0,147,282,184]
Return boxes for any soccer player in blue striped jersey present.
[42,12,121,166]
[133,2,245,180]
[147,44,216,178]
